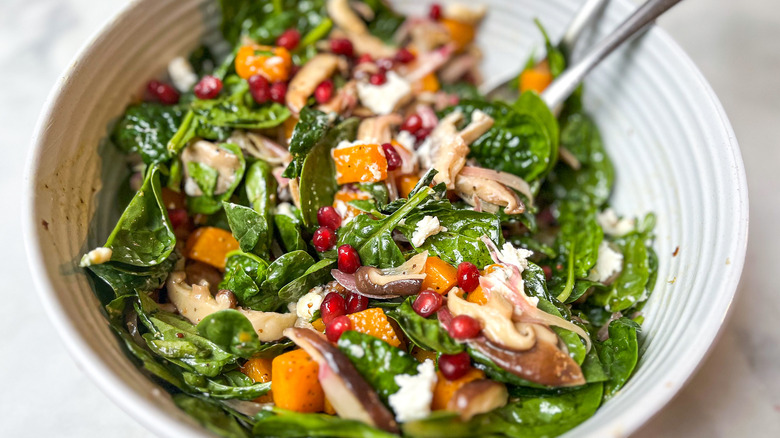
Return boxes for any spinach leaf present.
[338,186,433,268]
[243,159,277,255]
[591,233,650,312]
[535,19,566,77]
[558,203,603,279]
[86,254,177,297]
[224,202,272,258]
[220,251,269,302]
[362,0,405,42]
[299,117,360,227]
[359,182,390,208]
[219,0,328,47]
[514,91,559,175]
[111,103,184,165]
[441,82,483,101]
[253,408,397,438]
[282,108,334,179]
[187,143,246,215]
[278,259,335,302]
[173,394,250,438]
[187,161,219,196]
[261,250,316,292]
[197,309,276,359]
[387,298,464,355]
[182,370,271,400]
[399,208,501,269]
[274,213,308,252]
[596,317,640,400]
[337,330,420,402]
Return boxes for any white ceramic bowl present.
[24,0,748,436]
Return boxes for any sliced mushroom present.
[443,3,488,26]
[228,131,290,165]
[469,336,585,387]
[238,308,297,342]
[286,54,341,113]
[357,113,403,144]
[354,266,424,298]
[327,0,368,34]
[166,271,235,324]
[455,174,524,215]
[181,140,241,197]
[447,379,508,420]
[429,110,494,190]
[448,288,536,351]
[284,328,399,433]
[317,79,359,115]
[185,261,223,294]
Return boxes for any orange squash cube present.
[346,308,402,347]
[421,256,459,294]
[519,65,553,94]
[413,72,441,93]
[332,143,388,184]
[235,44,293,82]
[271,349,325,413]
[240,357,274,403]
[396,174,421,199]
[431,368,485,410]
[441,18,476,51]
[466,285,488,305]
[333,189,371,217]
[411,346,438,363]
[185,227,239,270]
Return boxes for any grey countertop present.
[1,0,778,436]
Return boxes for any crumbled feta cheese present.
[167,57,198,92]
[80,247,113,267]
[597,209,636,237]
[356,72,412,115]
[295,287,326,320]
[416,137,433,169]
[347,344,365,359]
[388,359,436,422]
[411,216,447,247]
[588,241,624,282]
[276,202,296,218]
[396,130,416,151]
[498,242,533,271]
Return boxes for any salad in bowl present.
[80,0,657,436]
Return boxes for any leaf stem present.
[556,241,576,302]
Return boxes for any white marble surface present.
[1,0,778,436]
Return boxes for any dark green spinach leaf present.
[387,298,464,355]
[596,317,639,400]
[112,103,184,165]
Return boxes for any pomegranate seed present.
[346,293,369,314]
[320,292,347,325]
[369,72,387,85]
[275,29,300,50]
[248,74,270,104]
[357,54,373,64]
[449,315,481,339]
[542,265,552,280]
[401,114,423,133]
[395,48,416,64]
[317,206,342,230]
[314,79,334,103]
[457,262,480,293]
[331,38,355,57]
[167,208,189,229]
[193,75,223,100]
[269,82,287,104]
[312,226,337,252]
[412,290,444,318]
[414,127,432,141]
[338,244,361,274]
[326,315,352,342]
[146,80,179,105]
[429,4,443,20]
[381,143,402,171]
[438,352,472,380]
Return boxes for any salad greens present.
[82,1,659,437]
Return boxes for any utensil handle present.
[542,0,684,109]
[558,0,610,58]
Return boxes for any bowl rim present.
[23,0,749,437]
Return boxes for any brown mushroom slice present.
[470,336,585,387]
[448,289,536,351]
[354,266,425,298]
[383,251,428,276]
[286,53,340,113]
[284,328,399,433]
[447,379,508,421]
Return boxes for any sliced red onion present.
[404,44,455,83]
[331,269,360,294]
[459,166,535,206]
[416,104,439,129]
[272,167,289,189]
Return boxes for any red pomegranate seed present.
[413,127,432,141]
[369,72,387,85]
[276,29,300,50]
[346,293,369,314]
[449,314,481,339]
[331,38,355,57]
[412,290,444,318]
[312,226,337,252]
[401,114,423,133]
[314,79,334,103]
[320,292,347,325]
[248,74,270,104]
[438,352,472,380]
[429,4,443,20]
[167,208,189,229]
[193,75,223,100]
[357,54,373,64]
[542,265,552,280]
[317,206,342,230]
[337,244,361,274]
[326,315,352,342]
[457,262,480,293]
[269,82,287,104]
[146,80,179,105]
[395,48,416,64]
[381,143,402,171]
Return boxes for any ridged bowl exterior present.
[24,0,748,437]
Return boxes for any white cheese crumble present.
[597,209,636,237]
[167,57,198,92]
[396,130,416,151]
[415,137,433,170]
[295,287,326,320]
[387,359,437,422]
[411,216,447,247]
[276,202,296,219]
[356,72,412,115]
[79,247,113,267]
[498,242,533,271]
[588,241,624,282]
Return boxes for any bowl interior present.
[25,0,747,437]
